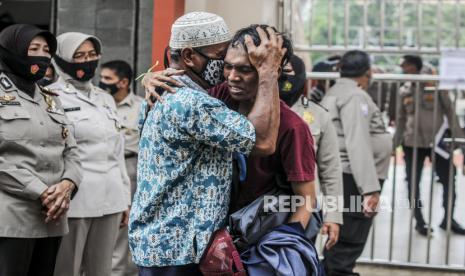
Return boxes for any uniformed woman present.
[49,32,130,276]
[0,24,82,276]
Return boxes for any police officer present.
[99,60,141,276]
[0,24,82,276]
[321,50,392,276]
[394,55,465,235]
[280,55,343,250]
[49,32,131,276]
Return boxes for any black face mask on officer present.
[98,81,119,95]
[192,49,225,87]
[54,54,99,82]
[0,47,51,81]
[278,55,307,107]
[278,73,306,107]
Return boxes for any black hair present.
[402,55,423,71]
[230,24,293,68]
[339,50,371,78]
[101,60,133,84]
[327,55,341,62]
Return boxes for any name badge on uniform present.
[64,107,81,112]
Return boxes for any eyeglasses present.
[72,51,99,62]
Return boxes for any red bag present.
[199,228,247,276]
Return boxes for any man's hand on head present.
[244,26,287,75]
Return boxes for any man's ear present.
[119,78,130,89]
[181,48,195,68]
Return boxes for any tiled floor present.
[315,155,465,273]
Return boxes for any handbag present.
[199,228,247,276]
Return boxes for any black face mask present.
[0,46,51,81]
[98,81,119,95]
[54,55,99,81]
[278,73,306,107]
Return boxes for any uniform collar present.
[118,92,134,107]
[337,78,360,87]
[57,76,98,106]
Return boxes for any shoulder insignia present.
[0,76,13,91]
[39,86,59,96]
[302,111,315,124]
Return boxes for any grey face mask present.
[193,49,225,87]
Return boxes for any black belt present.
[125,152,138,159]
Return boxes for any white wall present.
[185,0,280,33]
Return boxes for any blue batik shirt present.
[129,75,256,267]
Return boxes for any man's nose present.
[227,69,240,81]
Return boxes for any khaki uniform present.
[0,72,82,238]
[321,78,392,275]
[292,97,343,225]
[116,92,143,195]
[48,78,130,217]
[112,92,142,276]
[49,77,130,276]
[394,82,465,148]
[322,78,392,194]
[393,82,465,227]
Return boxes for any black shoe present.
[439,220,465,235]
[415,223,434,236]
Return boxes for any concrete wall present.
[55,0,153,94]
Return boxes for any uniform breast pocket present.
[104,109,122,133]
[0,107,32,140]
[67,113,91,142]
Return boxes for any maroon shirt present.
[209,82,316,210]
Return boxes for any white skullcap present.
[169,11,231,49]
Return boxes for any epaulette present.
[301,95,329,112]
[310,99,329,112]
[39,85,59,96]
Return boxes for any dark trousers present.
[138,264,202,276]
[0,236,61,276]
[403,146,456,225]
[323,173,383,276]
